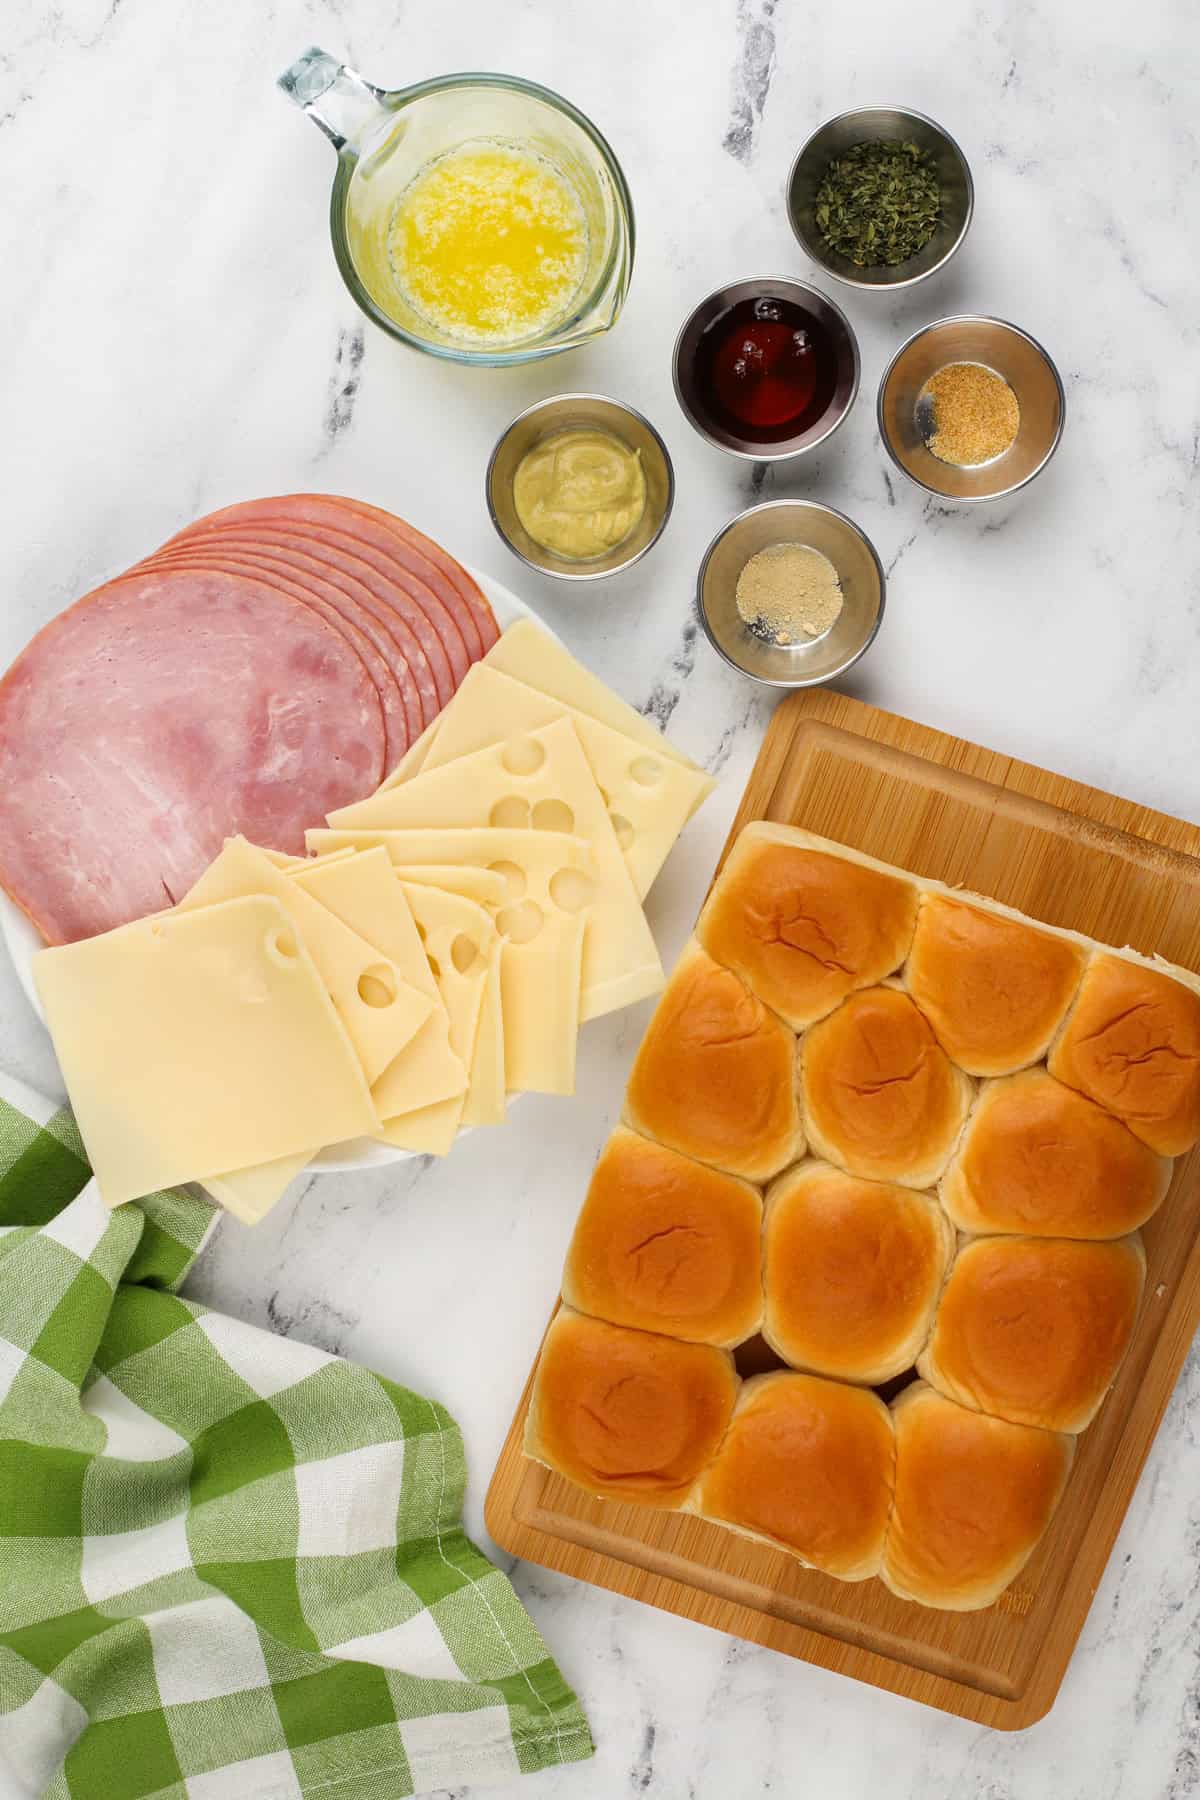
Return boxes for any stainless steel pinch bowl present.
[697,499,885,689]
[486,392,674,582]
[787,105,973,292]
[878,315,1065,502]
[672,278,859,462]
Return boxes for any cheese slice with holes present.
[179,839,432,1088]
[205,853,487,1210]
[487,621,702,766]
[390,864,508,908]
[464,845,585,1096]
[327,720,664,1021]
[380,620,701,789]
[496,901,584,1094]
[290,849,468,1121]
[305,828,594,1093]
[391,664,713,899]
[33,896,379,1207]
[378,884,496,1153]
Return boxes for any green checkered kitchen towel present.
[0,1071,591,1798]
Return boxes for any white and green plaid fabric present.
[0,1073,591,1798]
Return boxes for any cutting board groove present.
[486,690,1200,1729]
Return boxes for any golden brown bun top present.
[921,1234,1145,1434]
[763,1162,952,1383]
[801,986,971,1186]
[943,1068,1171,1239]
[563,1128,763,1348]
[1049,952,1200,1155]
[698,827,918,1030]
[906,894,1085,1075]
[884,1383,1074,1609]
[529,1308,737,1504]
[625,940,801,1182]
[695,1370,894,1580]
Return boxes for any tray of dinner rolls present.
[486,688,1200,1729]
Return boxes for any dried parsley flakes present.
[814,140,941,268]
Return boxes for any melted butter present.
[513,429,647,561]
[387,139,588,346]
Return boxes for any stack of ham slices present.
[0,495,498,946]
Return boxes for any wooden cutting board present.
[485,689,1200,1730]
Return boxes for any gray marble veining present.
[2,1,1198,1795]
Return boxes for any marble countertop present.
[4,0,1198,1794]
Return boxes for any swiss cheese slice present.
[391,864,508,908]
[305,828,593,1094]
[487,621,701,767]
[291,849,467,1121]
[327,719,664,1021]
[396,664,713,899]
[33,896,379,1207]
[493,892,584,1094]
[379,619,700,788]
[378,884,497,1153]
[179,839,432,1087]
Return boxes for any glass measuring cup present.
[279,48,635,367]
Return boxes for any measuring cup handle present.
[276,46,388,154]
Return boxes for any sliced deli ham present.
[337,497,501,659]
[145,528,446,724]
[0,496,495,948]
[171,512,469,693]
[0,566,384,944]
[135,546,418,758]
[171,493,499,676]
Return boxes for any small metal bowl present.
[787,106,973,291]
[878,315,1065,502]
[697,499,885,688]
[672,277,859,462]
[486,393,674,581]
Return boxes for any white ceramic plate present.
[0,564,554,1173]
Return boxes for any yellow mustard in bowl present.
[512,428,647,561]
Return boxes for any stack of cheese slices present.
[32,620,713,1224]
[526,821,1200,1611]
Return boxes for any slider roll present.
[881,1383,1074,1612]
[917,1233,1145,1434]
[904,893,1085,1076]
[563,1127,764,1349]
[1049,952,1200,1155]
[698,823,919,1031]
[624,940,803,1183]
[941,1068,1172,1239]
[800,986,973,1188]
[693,1371,895,1581]
[763,1161,954,1385]
[525,1307,738,1508]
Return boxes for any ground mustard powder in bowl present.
[734,542,844,645]
[512,428,647,561]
